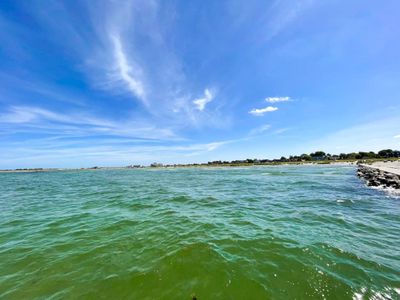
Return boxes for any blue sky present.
[1,0,400,168]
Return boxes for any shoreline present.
[2,159,400,174]
[0,160,368,174]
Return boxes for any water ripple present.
[0,165,399,299]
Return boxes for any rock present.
[357,164,400,190]
[368,180,379,187]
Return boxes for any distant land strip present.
[1,149,399,172]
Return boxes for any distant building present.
[150,163,163,167]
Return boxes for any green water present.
[0,166,399,299]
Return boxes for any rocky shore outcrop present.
[357,164,400,189]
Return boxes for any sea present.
[0,165,399,299]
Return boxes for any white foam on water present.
[364,183,400,199]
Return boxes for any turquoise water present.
[0,165,399,299]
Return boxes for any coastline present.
[2,149,399,173]
[2,159,400,174]
[0,160,365,173]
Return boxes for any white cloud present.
[193,88,214,111]
[265,96,291,103]
[110,34,146,104]
[249,124,271,135]
[249,106,278,116]
[394,134,400,139]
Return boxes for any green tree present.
[310,151,326,160]
[378,149,394,158]
[300,154,312,161]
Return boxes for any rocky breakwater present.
[357,162,400,189]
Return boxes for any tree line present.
[202,149,400,166]
[148,149,400,168]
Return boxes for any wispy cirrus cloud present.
[0,106,178,141]
[264,0,315,41]
[249,124,271,135]
[273,128,291,135]
[193,89,214,111]
[249,106,278,116]
[110,34,146,104]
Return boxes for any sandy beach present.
[364,161,400,176]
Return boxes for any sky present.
[1,0,400,168]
